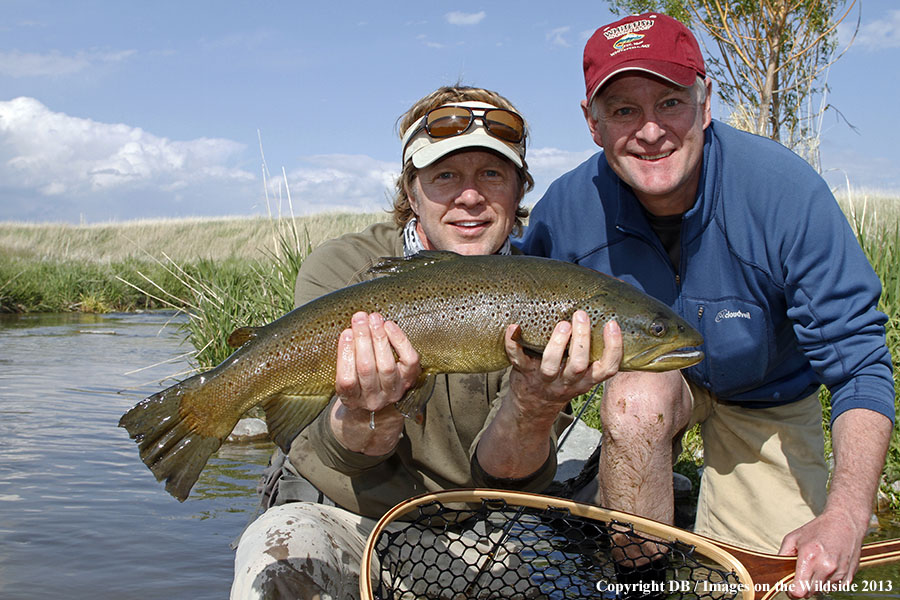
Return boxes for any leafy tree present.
[604,0,859,170]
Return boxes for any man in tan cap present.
[230,84,625,599]
[521,12,894,599]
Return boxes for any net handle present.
[359,488,757,600]
[716,536,900,600]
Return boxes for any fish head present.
[617,310,704,371]
[583,288,704,372]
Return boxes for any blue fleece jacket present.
[521,120,894,423]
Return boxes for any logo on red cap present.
[613,33,645,49]
[606,18,654,53]
[603,18,655,40]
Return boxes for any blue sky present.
[1,1,898,223]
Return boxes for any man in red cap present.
[521,12,894,599]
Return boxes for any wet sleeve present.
[293,222,402,308]
[287,226,401,472]
[293,240,368,308]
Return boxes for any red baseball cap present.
[583,12,706,102]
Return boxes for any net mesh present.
[371,497,744,600]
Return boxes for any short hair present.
[392,85,533,236]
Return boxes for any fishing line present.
[557,382,601,452]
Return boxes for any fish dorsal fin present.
[262,393,332,452]
[395,374,437,418]
[227,326,260,348]
[368,250,461,276]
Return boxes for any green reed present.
[0,254,193,313]
[838,193,900,508]
[115,217,313,369]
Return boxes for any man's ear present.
[581,98,604,149]
[404,179,418,214]
[702,77,713,130]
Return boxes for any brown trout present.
[119,251,703,501]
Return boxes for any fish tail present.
[118,381,223,502]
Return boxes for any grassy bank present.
[0,213,384,314]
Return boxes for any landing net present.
[368,495,745,600]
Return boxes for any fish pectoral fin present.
[262,393,332,452]
[368,250,461,276]
[227,326,260,348]
[395,374,436,418]
[509,326,546,359]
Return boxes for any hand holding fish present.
[330,311,420,455]
[506,311,622,414]
[474,311,624,481]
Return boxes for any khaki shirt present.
[286,222,566,519]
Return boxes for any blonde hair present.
[392,85,533,235]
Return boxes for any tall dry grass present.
[0,213,385,263]
[0,212,383,313]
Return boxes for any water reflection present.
[0,311,274,600]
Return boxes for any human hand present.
[330,312,421,453]
[778,508,867,598]
[506,311,623,421]
[334,311,422,412]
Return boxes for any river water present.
[0,311,898,599]
[0,311,274,600]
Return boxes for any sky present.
[1,1,899,224]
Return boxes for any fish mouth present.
[623,346,705,372]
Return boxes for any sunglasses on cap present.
[402,105,526,156]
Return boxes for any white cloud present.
[0,97,256,221]
[0,98,606,223]
[445,11,486,26]
[0,49,135,77]
[527,147,595,178]
[821,144,900,195]
[416,33,445,49]
[280,154,398,214]
[546,26,571,48]
[843,9,900,50]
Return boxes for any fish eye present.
[649,320,667,337]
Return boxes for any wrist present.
[823,489,875,528]
[505,388,566,433]
[330,402,405,455]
